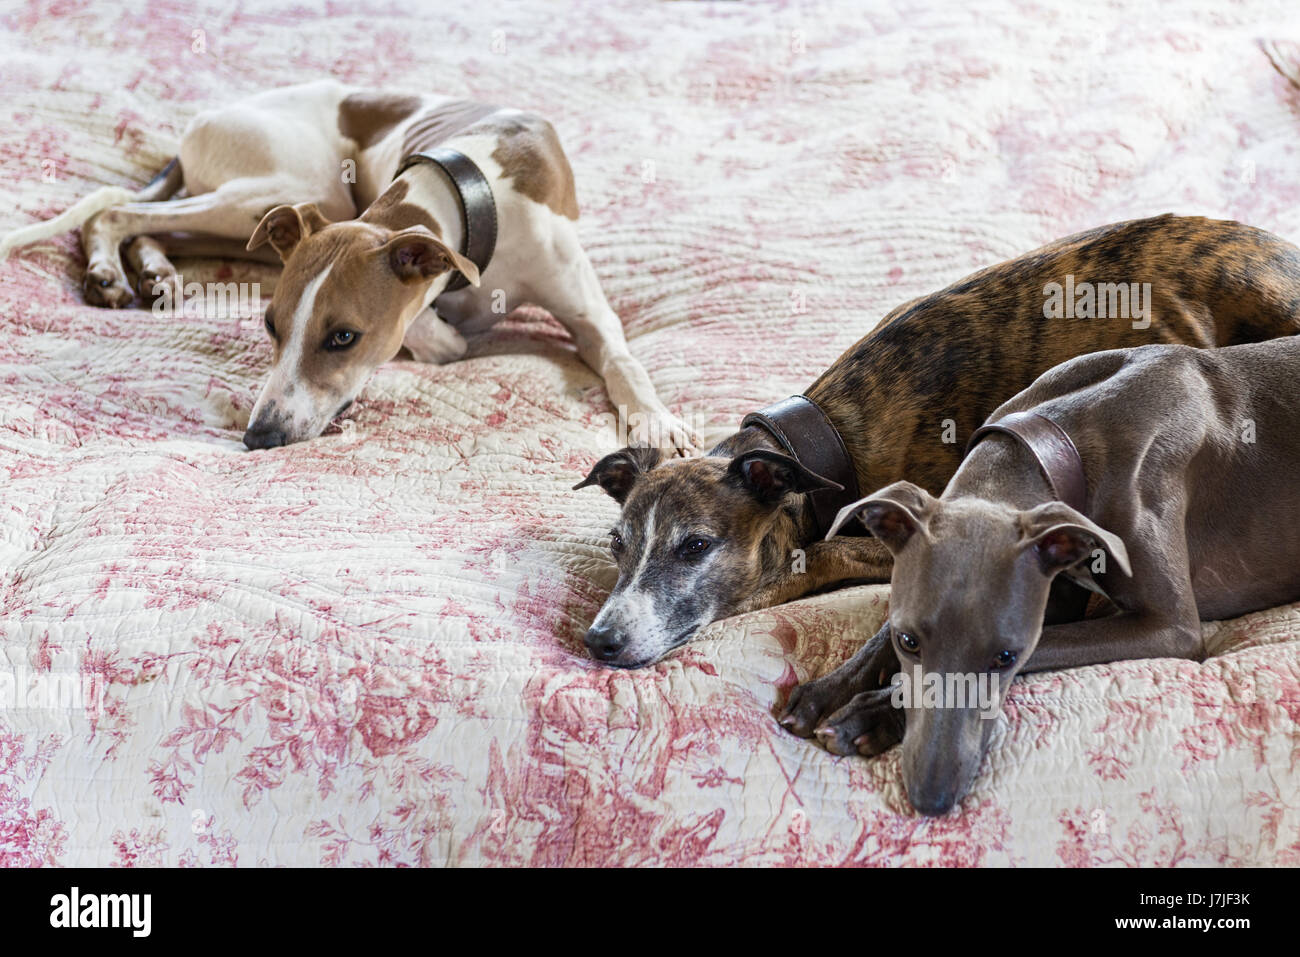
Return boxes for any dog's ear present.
[1020,502,1132,578]
[727,450,842,505]
[379,227,480,287]
[573,447,662,504]
[827,481,935,549]
[247,203,331,260]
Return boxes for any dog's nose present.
[908,789,957,817]
[243,425,287,450]
[584,624,628,662]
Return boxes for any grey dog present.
[781,335,1300,815]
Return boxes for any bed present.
[1,0,1298,866]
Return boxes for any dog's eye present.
[896,631,920,653]
[679,537,711,558]
[263,313,276,338]
[610,532,624,555]
[993,650,1018,669]
[325,330,358,350]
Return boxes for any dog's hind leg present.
[124,232,284,304]
[134,233,283,264]
[123,236,179,304]
[73,159,184,307]
[81,176,334,308]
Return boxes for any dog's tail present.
[0,157,182,260]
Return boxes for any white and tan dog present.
[1,80,695,451]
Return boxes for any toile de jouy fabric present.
[1,0,1298,866]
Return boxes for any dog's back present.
[807,215,1300,498]
[993,335,1300,620]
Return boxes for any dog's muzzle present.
[584,623,629,663]
[243,424,287,450]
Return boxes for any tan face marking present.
[285,228,415,391]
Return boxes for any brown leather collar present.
[394,148,497,292]
[741,395,862,535]
[965,411,1087,512]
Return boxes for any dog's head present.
[241,202,478,449]
[832,482,1131,815]
[573,445,839,668]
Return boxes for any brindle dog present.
[574,214,1300,668]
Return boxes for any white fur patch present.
[249,264,332,431]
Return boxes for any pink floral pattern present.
[2,0,1299,866]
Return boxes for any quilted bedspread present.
[2,0,1299,867]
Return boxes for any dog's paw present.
[125,237,180,306]
[665,415,703,457]
[402,311,468,364]
[814,688,903,757]
[136,269,181,305]
[779,673,859,738]
[627,408,700,457]
[83,265,134,308]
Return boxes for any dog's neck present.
[947,432,1056,509]
[362,166,466,307]
[711,424,824,546]
[710,423,784,458]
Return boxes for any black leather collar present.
[741,395,862,537]
[394,148,497,292]
[966,411,1087,512]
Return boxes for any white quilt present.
[1,0,1298,865]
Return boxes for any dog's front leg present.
[402,307,468,364]
[571,312,697,455]
[519,220,699,454]
[737,536,893,613]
